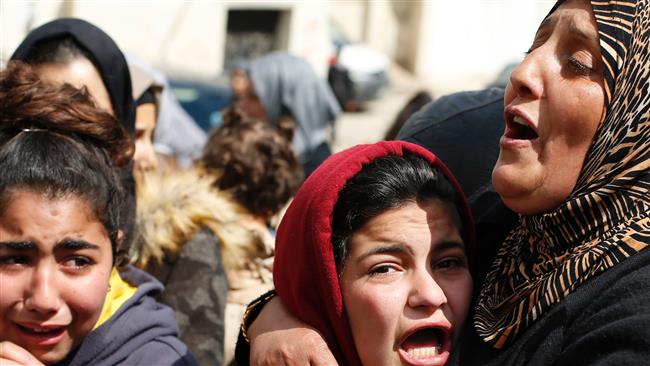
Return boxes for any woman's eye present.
[62,256,92,269]
[368,264,398,277]
[567,57,594,76]
[0,255,29,267]
[434,257,466,270]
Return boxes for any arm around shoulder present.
[234,293,339,366]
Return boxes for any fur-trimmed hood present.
[129,168,271,273]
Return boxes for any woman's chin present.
[492,167,538,215]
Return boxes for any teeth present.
[513,116,528,126]
[25,326,58,333]
[406,346,440,359]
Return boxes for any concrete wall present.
[329,0,556,95]
[415,0,556,95]
[1,0,332,78]
[1,0,560,94]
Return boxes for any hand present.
[249,296,338,366]
[0,341,45,366]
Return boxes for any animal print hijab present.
[475,0,650,348]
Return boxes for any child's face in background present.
[340,200,472,366]
[134,101,159,172]
[0,190,113,364]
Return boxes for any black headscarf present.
[11,18,135,135]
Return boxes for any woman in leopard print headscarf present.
[463,0,650,364]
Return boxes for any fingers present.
[248,296,338,366]
[308,344,339,366]
[0,341,44,366]
[250,325,338,366]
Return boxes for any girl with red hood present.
[264,141,475,365]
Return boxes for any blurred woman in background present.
[11,18,139,255]
[231,52,341,176]
[201,107,304,362]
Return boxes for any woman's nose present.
[508,50,545,100]
[25,266,62,314]
[407,270,447,310]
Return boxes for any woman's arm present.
[236,295,338,365]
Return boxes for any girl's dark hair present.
[201,107,304,219]
[331,152,466,267]
[0,61,134,264]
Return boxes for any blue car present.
[169,77,233,132]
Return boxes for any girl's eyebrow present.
[356,240,466,264]
[435,241,466,253]
[55,239,100,251]
[356,244,410,264]
[0,240,37,251]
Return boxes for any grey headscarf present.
[241,52,341,158]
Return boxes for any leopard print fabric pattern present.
[475,0,650,349]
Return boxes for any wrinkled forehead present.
[546,0,636,106]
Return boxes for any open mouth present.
[18,324,65,335]
[505,115,538,140]
[399,327,450,365]
[14,323,66,346]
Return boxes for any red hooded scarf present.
[274,141,475,365]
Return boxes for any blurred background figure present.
[200,107,303,363]
[126,55,224,365]
[130,167,233,366]
[231,52,340,176]
[128,106,303,365]
[11,17,134,132]
[10,17,139,261]
[128,55,162,172]
[383,90,432,141]
[127,54,208,171]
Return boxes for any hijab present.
[239,52,341,158]
[12,18,135,135]
[475,0,650,348]
[273,140,475,365]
